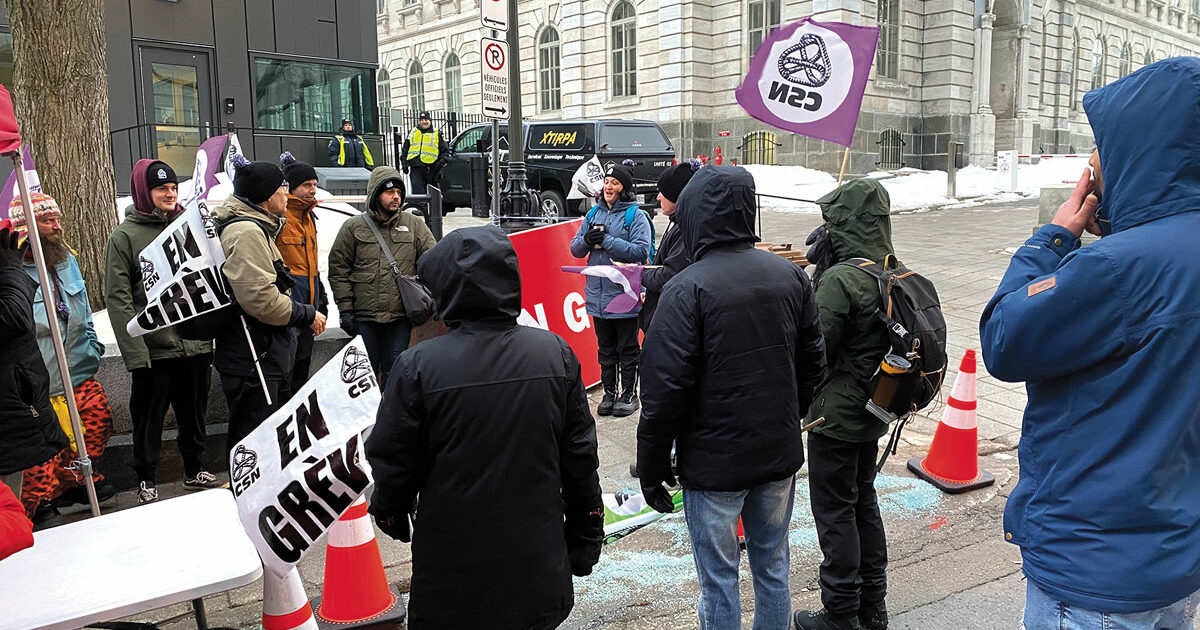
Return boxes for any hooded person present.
[327,118,374,169]
[327,166,436,380]
[637,165,827,630]
[211,157,324,453]
[981,57,1200,625]
[104,159,222,503]
[639,158,702,332]
[366,225,603,630]
[792,177,897,630]
[569,162,652,418]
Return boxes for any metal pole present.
[501,0,537,222]
[12,153,100,518]
[240,315,273,406]
[491,119,500,223]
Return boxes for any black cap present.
[657,158,703,203]
[279,152,318,191]
[418,111,432,120]
[231,156,286,205]
[145,161,178,191]
[605,163,634,193]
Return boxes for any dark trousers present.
[807,432,888,616]
[593,317,640,368]
[221,374,285,456]
[280,327,315,402]
[359,319,413,381]
[409,166,430,195]
[129,354,213,482]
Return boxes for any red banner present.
[509,219,600,386]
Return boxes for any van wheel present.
[538,190,567,218]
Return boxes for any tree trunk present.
[7,0,117,311]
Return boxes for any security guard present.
[327,118,374,169]
[401,111,449,195]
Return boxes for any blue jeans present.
[684,475,796,630]
[358,319,412,381]
[1023,580,1199,630]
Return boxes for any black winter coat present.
[638,216,689,331]
[366,226,603,630]
[0,267,67,475]
[638,166,827,491]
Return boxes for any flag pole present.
[12,152,100,518]
[240,315,273,405]
[837,147,852,185]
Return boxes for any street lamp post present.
[500,0,539,223]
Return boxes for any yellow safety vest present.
[336,134,374,167]
[406,128,440,165]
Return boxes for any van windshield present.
[600,124,671,151]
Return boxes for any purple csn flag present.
[735,18,879,148]
[180,134,230,213]
[0,144,39,221]
[562,265,644,314]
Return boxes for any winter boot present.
[598,365,618,416]
[612,363,640,417]
[793,609,862,630]
[857,600,888,630]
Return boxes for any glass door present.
[139,47,213,176]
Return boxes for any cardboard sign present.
[509,219,601,386]
[231,338,379,576]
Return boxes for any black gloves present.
[641,474,679,515]
[805,224,834,283]
[374,512,412,543]
[340,310,359,338]
[565,508,604,577]
[0,226,23,269]
[402,164,410,175]
[583,226,606,247]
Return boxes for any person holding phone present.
[569,163,651,418]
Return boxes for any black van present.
[440,119,676,217]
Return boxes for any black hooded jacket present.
[637,166,827,491]
[365,226,603,630]
[638,215,690,331]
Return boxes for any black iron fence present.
[739,130,782,165]
[876,128,905,170]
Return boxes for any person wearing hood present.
[328,166,436,380]
[792,178,897,630]
[366,226,603,630]
[981,57,1200,627]
[275,152,329,399]
[400,111,450,195]
[637,166,826,630]
[638,158,701,332]
[327,118,374,169]
[104,160,222,504]
[569,162,651,417]
[211,159,325,453]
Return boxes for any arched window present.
[1119,43,1132,76]
[539,28,562,111]
[444,53,462,112]
[408,60,425,112]
[1090,38,1106,90]
[610,1,637,97]
[877,0,901,79]
[747,0,782,64]
[377,68,391,109]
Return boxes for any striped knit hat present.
[8,191,60,231]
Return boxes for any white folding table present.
[0,489,263,630]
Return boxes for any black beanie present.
[145,161,178,191]
[657,158,703,203]
[605,163,635,194]
[280,152,318,191]
[231,155,285,205]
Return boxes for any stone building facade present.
[377,0,1200,172]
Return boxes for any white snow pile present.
[742,156,1090,214]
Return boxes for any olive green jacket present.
[104,205,213,371]
[806,179,895,443]
[327,166,437,323]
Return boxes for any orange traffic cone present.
[737,516,746,549]
[310,496,406,629]
[907,349,995,494]
[262,568,318,630]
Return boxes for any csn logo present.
[231,445,261,496]
[140,256,160,292]
[340,345,378,398]
[769,33,831,113]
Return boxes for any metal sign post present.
[491,119,501,222]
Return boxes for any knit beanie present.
[657,158,703,204]
[144,160,177,191]
[280,152,319,191]
[605,162,635,193]
[230,155,285,205]
[8,191,61,232]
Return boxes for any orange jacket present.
[276,195,323,308]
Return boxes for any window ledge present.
[604,96,641,108]
[874,78,908,92]
[399,4,420,16]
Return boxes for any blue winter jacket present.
[568,200,651,319]
[980,57,1200,613]
[24,253,104,398]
